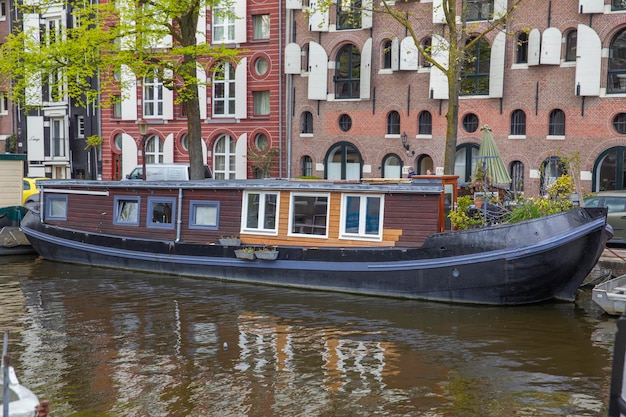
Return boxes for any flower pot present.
[220,238,241,246]
[234,249,255,260]
[254,250,279,260]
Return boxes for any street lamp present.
[401,131,409,151]
[136,119,148,181]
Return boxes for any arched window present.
[417,154,434,174]
[510,109,526,136]
[213,62,236,117]
[180,133,189,152]
[335,44,360,99]
[418,111,432,135]
[509,161,524,196]
[145,135,164,164]
[461,37,490,95]
[301,43,310,72]
[565,30,577,62]
[381,39,392,69]
[540,156,567,195]
[455,143,480,184]
[213,134,236,179]
[325,142,362,180]
[608,29,626,94]
[592,147,626,191]
[420,38,432,68]
[387,111,400,135]
[548,109,565,136]
[516,32,528,64]
[301,111,313,134]
[382,154,402,178]
[301,155,313,177]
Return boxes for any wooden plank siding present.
[44,185,442,248]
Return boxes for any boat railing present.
[609,312,626,416]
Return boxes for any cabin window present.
[289,194,329,237]
[340,194,384,240]
[242,191,279,234]
[113,196,140,226]
[189,201,220,230]
[46,195,68,221]
[147,197,176,229]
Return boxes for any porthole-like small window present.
[113,133,123,151]
[339,114,352,132]
[614,113,626,135]
[255,57,268,76]
[463,113,479,133]
[181,133,189,151]
[255,133,269,151]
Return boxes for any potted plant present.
[234,247,255,260]
[254,246,279,260]
[219,236,241,246]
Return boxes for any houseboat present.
[20,176,612,305]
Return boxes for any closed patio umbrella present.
[474,125,511,187]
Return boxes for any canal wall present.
[598,247,626,277]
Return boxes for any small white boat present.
[0,365,40,417]
[592,274,626,315]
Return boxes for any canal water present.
[0,254,617,416]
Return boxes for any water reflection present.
[0,255,616,416]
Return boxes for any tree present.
[0,0,241,180]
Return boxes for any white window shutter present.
[235,57,248,119]
[528,28,540,66]
[489,31,506,98]
[196,0,206,44]
[400,37,418,71]
[432,0,445,24]
[197,64,207,119]
[579,0,604,13]
[234,0,247,43]
[308,41,328,100]
[286,0,302,9]
[361,0,372,29]
[429,34,449,100]
[121,133,138,177]
[24,14,42,106]
[575,24,601,96]
[493,0,507,19]
[120,65,138,121]
[235,132,248,179]
[163,69,174,120]
[309,0,329,32]
[163,133,174,163]
[391,37,399,71]
[540,27,562,65]
[284,43,302,74]
[360,38,372,100]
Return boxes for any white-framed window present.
[242,191,279,234]
[113,196,140,226]
[46,195,68,220]
[289,193,329,237]
[76,115,85,138]
[0,92,8,115]
[253,14,270,39]
[253,91,270,115]
[145,135,164,164]
[189,200,220,230]
[213,62,236,117]
[340,194,384,240]
[212,5,235,43]
[50,117,66,157]
[143,71,163,117]
[213,134,236,179]
[147,197,176,229]
[0,1,7,20]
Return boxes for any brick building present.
[285,0,626,196]
[99,0,285,181]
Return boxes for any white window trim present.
[339,193,384,241]
[287,193,330,239]
[241,191,280,235]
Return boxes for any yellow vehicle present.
[22,177,50,207]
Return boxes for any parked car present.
[22,177,50,208]
[584,190,626,244]
[125,164,212,181]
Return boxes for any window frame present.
[387,111,400,135]
[510,109,526,136]
[143,71,164,117]
[464,0,494,22]
[147,197,176,229]
[516,32,528,64]
[241,190,280,235]
[301,111,313,134]
[113,196,141,226]
[418,110,432,135]
[336,0,362,30]
[189,200,220,230]
[252,14,270,40]
[461,37,490,96]
[301,155,313,176]
[334,44,361,99]
[46,194,68,221]
[212,62,236,117]
[212,5,235,43]
[565,30,577,62]
[607,29,626,94]
[253,90,270,116]
[0,92,8,115]
[548,109,565,136]
[213,134,236,179]
[288,193,330,238]
[339,193,384,241]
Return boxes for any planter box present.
[234,249,255,260]
[220,238,241,246]
[254,250,279,260]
